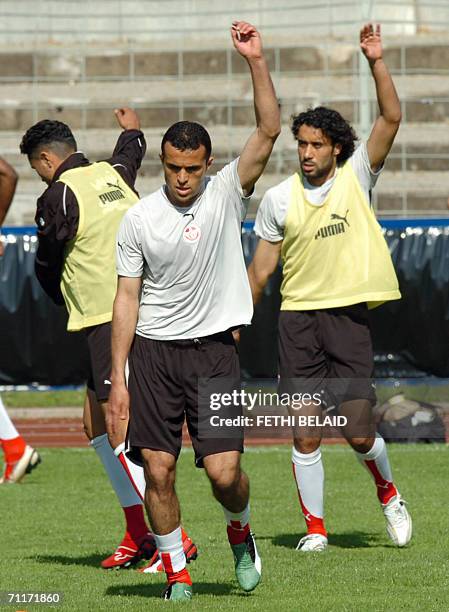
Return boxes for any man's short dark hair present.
[20,120,77,158]
[291,106,357,166]
[161,121,212,160]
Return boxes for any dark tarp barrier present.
[0,234,89,385]
[1,224,449,385]
[369,227,449,378]
[240,225,449,379]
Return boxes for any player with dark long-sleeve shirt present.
[34,128,145,304]
[20,108,197,571]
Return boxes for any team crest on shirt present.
[183,223,201,244]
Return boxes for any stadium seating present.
[1,2,449,223]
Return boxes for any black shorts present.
[128,331,244,468]
[85,322,112,402]
[278,304,376,406]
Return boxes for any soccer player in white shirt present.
[108,21,281,601]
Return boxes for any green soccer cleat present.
[162,582,193,602]
[231,532,262,592]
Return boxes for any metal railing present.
[0,1,448,44]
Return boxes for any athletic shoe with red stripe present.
[0,445,41,484]
[101,532,157,569]
[138,534,198,574]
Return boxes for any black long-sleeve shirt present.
[34,129,146,304]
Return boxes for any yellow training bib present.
[58,162,139,331]
[281,163,400,311]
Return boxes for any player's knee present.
[147,469,175,495]
[349,436,375,453]
[295,437,321,454]
[143,456,176,494]
[207,464,240,492]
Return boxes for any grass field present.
[1,444,448,611]
[2,380,449,409]
[1,391,85,408]
[1,379,449,408]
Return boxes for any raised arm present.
[0,157,18,256]
[107,275,142,438]
[114,107,140,132]
[232,21,281,195]
[361,23,402,170]
[247,239,282,305]
[109,107,146,188]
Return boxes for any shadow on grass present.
[273,531,385,549]
[105,582,235,599]
[329,532,386,548]
[34,553,107,567]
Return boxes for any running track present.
[13,417,297,447]
[12,411,449,447]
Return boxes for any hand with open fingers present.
[114,107,140,131]
[231,21,263,60]
[106,382,130,438]
[360,23,383,64]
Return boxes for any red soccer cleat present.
[138,534,198,574]
[101,532,157,569]
[0,445,41,484]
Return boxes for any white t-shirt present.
[116,158,253,340]
[255,143,381,242]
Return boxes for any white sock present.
[154,526,186,574]
[222,504,250,529]
[354,435,398,505]
[354,435,394,482]
[114,442,146,501]
[91,434,142,508]
[292,447,326,530]
[0,395,20,440]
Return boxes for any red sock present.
[364,460,398,505]
[165,566,192,586]
[181,528,188,542]
[227,521,250,545]
[157,527,192,585]
[1,436,26,463]
[297,491,327,537]
[123,504,149,543]
[291,461,327,537]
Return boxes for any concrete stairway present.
[2,37,449,224]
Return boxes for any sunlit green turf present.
[1,445,448,611]
[1,390,85,408]
[2,380,449,409]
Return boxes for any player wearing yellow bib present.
[20,109,197,570]
[249,24,412,551]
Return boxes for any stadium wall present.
[3,0,449,224]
